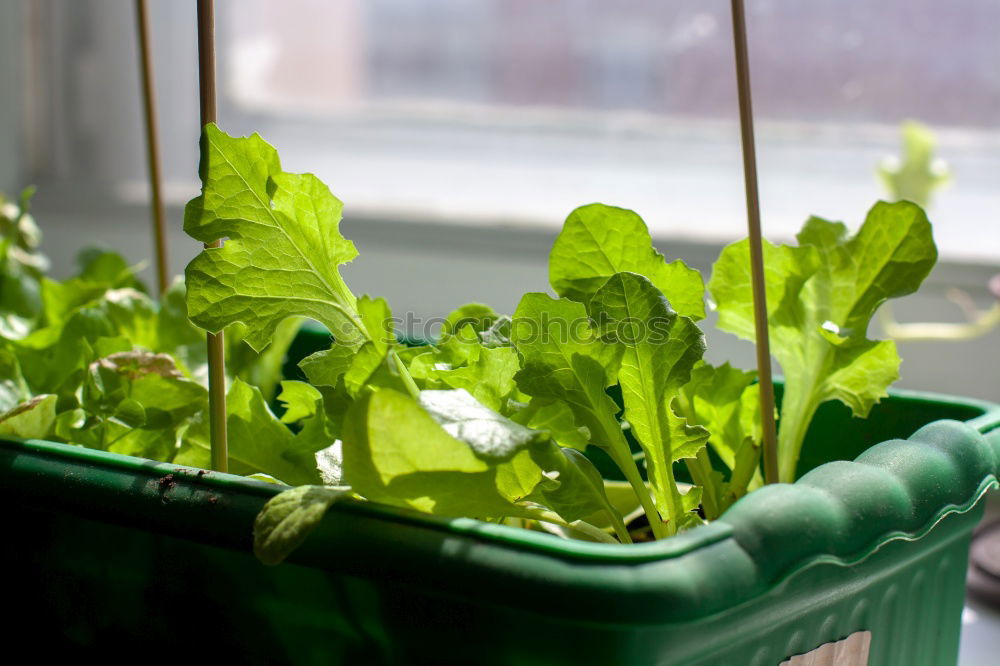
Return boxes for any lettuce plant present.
[709,205,936,481]
[0,188,307,473]
[171,126,937,560]
[0,125,938,561]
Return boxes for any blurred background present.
[0,0,997,401]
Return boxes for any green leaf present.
[527,446,624,529]
[436,323,482,366]
[300,344,356,387]
[511,399,590,451]
[510,292,663,537]
[434,345,520,413]
[709,239,820,344]
[277,380,324,424]
[247,473,284,485]
[589,272,708,534]
[277,379,338,459]
[823,338,901,416]
[254,485,351,565]
[114,398,146,428]
[0,187,46,338]
[442,303,498,337]
[341,389,536,518]
[156,278,206,358]
[510,294,624,455]
[0,394,57,438]
[417,389,539,461]
[676,485,705,531]
[226,379,325,484]
[549,204,705,320]
[14,307,116,396]
[709,200,937,481]
[397,322,520,410]
[0,348,29,412]
[227,316,304,401]
[343,388,624,538]
[107,426,177,462]
[9,270,193,401]
[130,372,208,427]
[0,187,46,273]
[677,363,763,508]
[184,124,365,351]
[98,289,159,350]
[75,249,146,292]
[675,362,762,511]
[663,403,711,463]
[677,363,759,469]
[176,379,321,485]
[404,350,448,389]
[798,208,936,341]
[342,296,395,396]
[57,351,207,460]
[40,250,145,328]
[0,259,41,338]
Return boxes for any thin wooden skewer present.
[135,0,169,296]
[197,0,228,473]
[729,0,779,485]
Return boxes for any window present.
[216,0,1000,262]
[8,0,999,399]
[19,0,1000,262]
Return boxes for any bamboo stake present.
[134,0,169,296]
[197,0,228,473]
[729,0,779,485]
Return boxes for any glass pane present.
[222,0,1000,261]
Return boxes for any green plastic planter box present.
[3,382,998,664]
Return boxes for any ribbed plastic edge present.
[719,419,999,589]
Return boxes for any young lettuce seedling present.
[172,127,935,557]
[709,203,937,481]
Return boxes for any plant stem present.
[523,508,619,545]
[606,439,667,540]
[648,457,683,537]
[604,507,633,544]
[776,381,821,483]
[391,349,420,400]
[685,449,721,521]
